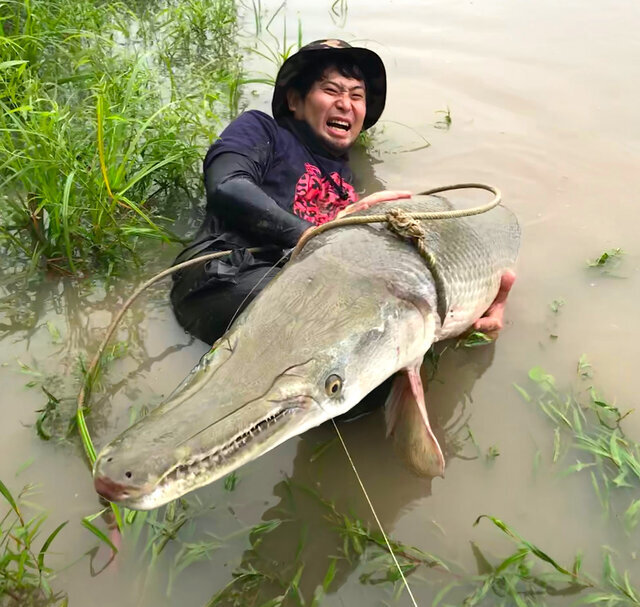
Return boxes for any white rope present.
[331,419,419,607]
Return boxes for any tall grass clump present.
[0,0,242,274]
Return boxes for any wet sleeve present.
[204,152,312,248]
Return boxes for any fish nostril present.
[125,471,132,479]
[106,457,113,462]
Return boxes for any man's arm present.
[204,153,312,249]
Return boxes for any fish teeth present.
[162,408,295,489]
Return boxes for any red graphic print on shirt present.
[292,163,357,226]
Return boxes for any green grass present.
[0,479,68,606]
[0,0,242,274]
[242,1,303,87]
[588,248,624,269]
[436,515,640,606]
[516,360,640,518]
[16,327,640,605]
[458,330,494,348]
[200,476,640,606]
[224,471,239,492]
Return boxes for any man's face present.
[287,67,366,153]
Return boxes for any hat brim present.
[272,46,386,131]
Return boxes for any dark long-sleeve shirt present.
[173,111,358,276]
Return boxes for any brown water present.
[2,0,640,604]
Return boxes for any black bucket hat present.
[271,39,386,131]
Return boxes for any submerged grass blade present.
[474,515,571,575]
[81,517,118,554]
[0,479,20,515]
[37,521,68,570]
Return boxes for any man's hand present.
[472,271,516,338]
[336,190,412,219]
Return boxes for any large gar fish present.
[93,195,520,510]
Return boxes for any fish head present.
[93,254,426,510]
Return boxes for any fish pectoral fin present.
[384,362,445,478]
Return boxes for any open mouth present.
[326,119,351,132]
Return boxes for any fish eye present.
[324,374,343,397]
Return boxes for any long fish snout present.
[91,376,332,509]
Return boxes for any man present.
[171,39,513,346]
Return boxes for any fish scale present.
[300,194,520,340]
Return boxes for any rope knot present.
[385,208,426,242]
[385,208,448,324]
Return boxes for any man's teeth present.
[327,120,350,130]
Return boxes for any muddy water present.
[2,0,640,604]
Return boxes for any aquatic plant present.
[0,479,67,606]
[241,1,303,88]
[458,330,494,348]
[354,124,384,155]
[199,358,640,605]
[549,298,565,313]
[587,248,624,269]
[199,474,640,606]
[435,516,640,607]
[434,106,452,130]
[224,471,239,492]
[516,361,640,519]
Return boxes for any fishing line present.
[331,419,419,607]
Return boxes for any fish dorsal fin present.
[384,361,445,478]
